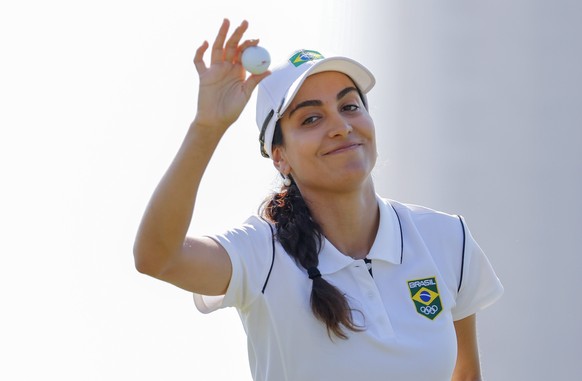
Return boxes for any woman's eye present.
[302,116,319,125]
[343,104,359,112]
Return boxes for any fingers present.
[210,19,230,64]
[194,19,259,74]
[238,38,260,51]
[193,40,209,73]
[224,20,248,62]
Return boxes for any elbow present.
[134,256,154,276]
[133,241,163,277]
[133,248,152,276]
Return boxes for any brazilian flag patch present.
[407,277,443,320]
[289,50,325,67]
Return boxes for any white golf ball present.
[241,46,271,75]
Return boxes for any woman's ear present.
[271,146,290,175]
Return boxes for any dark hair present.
[260,121,363,339]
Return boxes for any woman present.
[134,19,503,381]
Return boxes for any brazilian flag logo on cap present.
[289,50,325,67]
[407,277,443,320]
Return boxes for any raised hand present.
[193,19,270,132]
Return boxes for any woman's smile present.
[322,142,363,156]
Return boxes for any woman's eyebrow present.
[288,100,322,118]
[287,87,360,119]
[336,86,359,100]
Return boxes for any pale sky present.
[0,1,367,379]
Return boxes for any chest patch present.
[407,277,443,320]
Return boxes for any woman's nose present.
[327,113,353,137]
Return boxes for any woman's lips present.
[323,143,362,155]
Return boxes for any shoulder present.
[381,198,462,233]
[207,215,275,277]
[380,197,465,273]
[197,215,276,311]
[213,215,274,244]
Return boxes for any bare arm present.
[133,19,269,295]
[452,314,482,381]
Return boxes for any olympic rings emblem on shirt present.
[420,305,439,315]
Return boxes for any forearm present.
[133,120,226,274]
[134,18,267,277]
[452,314,482,381]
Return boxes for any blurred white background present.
[1,1,580,380]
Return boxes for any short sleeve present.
[193,216,273,314]
[452,217,504,321]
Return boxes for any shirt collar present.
[318,195,403,275]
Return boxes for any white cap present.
[256,49,375,158]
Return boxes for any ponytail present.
[261,181,363,339]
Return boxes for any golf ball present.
[241,46,271,75]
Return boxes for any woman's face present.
[273,71,377,194]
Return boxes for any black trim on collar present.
[389,202,404,264]
[261,219,276,294]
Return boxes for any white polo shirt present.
[194,197,503,381]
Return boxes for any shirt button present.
[367,291,375,299]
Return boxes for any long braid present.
[261,181,363,339]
